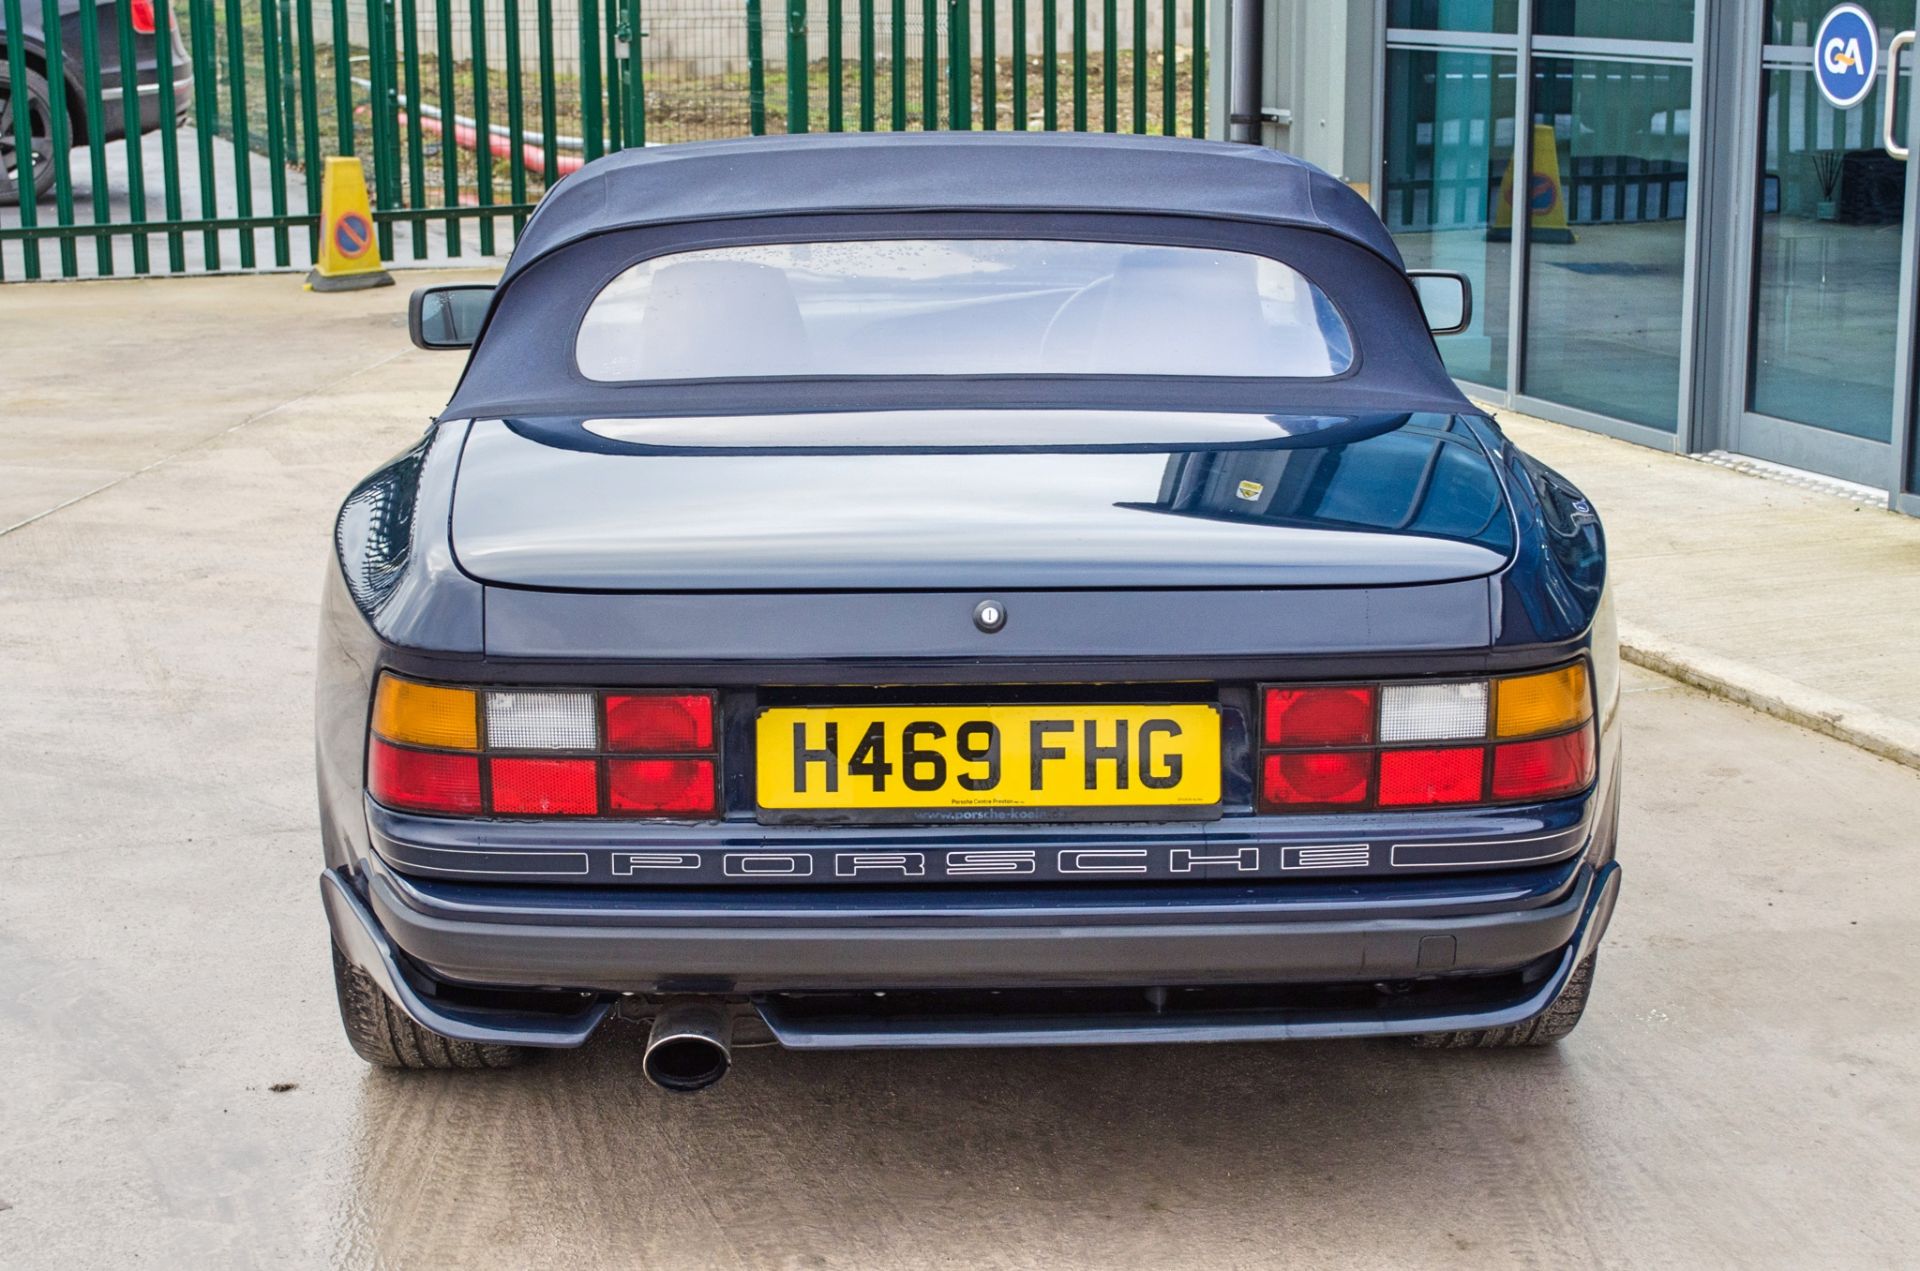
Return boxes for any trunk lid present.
[450,412,1514,592]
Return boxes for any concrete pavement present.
[3,273,1920,1266]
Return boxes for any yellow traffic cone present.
[1489,124,1576,246]
[306,156,395,292]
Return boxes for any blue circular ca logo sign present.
[1816,4,1879,109]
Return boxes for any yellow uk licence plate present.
[755,703,1221,814]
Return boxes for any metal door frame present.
[1706,0,1920,499]
[1895,6,1920,512]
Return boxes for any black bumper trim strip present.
[757,864,1622,1047]
[363,856,1604,996]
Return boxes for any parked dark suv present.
[1,0,191,205]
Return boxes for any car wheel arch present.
[0,40,88,144]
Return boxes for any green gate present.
[0,0,1208,281]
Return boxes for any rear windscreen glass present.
[574,239,1355,382]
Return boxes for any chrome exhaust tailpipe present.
[642,1003,734,1093]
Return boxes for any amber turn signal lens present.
[1495,664,1591,739]
[372,674,480,750]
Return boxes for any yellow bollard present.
[305,156,395,292]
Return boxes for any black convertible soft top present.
[443,133,1473,422]
[500,132,1405,278]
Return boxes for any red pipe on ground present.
[398,111,585,178]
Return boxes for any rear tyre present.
[1411,953,1596,1049]
[0,64,57,208]
[331,943,525,1070]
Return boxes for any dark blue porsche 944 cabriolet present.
[317,132,1620,1088]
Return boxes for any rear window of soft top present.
[574,239,1355,382]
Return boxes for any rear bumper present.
[322,854,1621,1048]
[92,71,194,142]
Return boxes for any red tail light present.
[490,757,599,815]
[1258,665,1596,812]
[130,0,157,34]
[367,676,721,819]
[1491,728,1595,802]
[1262,751,1372,807]
[1263,687,1375,747]
[368,738,482,814]
[607,758,717,814]
[1377,747,1484,806]
[606,693,715,752]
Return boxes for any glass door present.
[1736,0,1918,487]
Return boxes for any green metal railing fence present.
[1,0,1207,281]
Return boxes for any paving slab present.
[0,267,490,532]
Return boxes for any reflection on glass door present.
[1520,55,1695,431]
[1382,48,1519,389]
[1748,0,1910,448]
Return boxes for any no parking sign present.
[334,212,374,260]
[1816,4,1879,109]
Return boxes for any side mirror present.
[408,284,494,349]
[1407,271,1472,337]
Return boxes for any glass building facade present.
[1376,0,1920,514]
[1750,0,1910,445]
